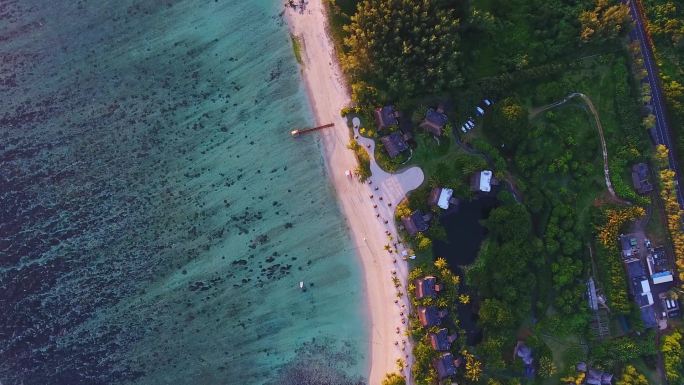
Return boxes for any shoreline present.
[284,1,423,384]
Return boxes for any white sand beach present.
[285,1,425,384]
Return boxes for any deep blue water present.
[0,1,366,384]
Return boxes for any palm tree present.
[434,257,448,270]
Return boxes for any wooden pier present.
[291,123,334,137]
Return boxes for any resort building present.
[380,132,409,158]
[429,328,456,351]
[428,187,455,210]
[646,247,674,285]
[374,105,399,130]
[433,353,458,380]
[626,261,657,328]
[417,306,447,327]
[470,170,494,193]
[420,106,448,137]
[401,210,431,236]
[587,370,614,385]
[414,276,441,299]
[573,363,613,385]
[631,163,654,195]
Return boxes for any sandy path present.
[285,1,424,384]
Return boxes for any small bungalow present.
[429,328,457,351]
[374,105,399,130]
[586,369,613,385]
[428,187,455,210]
[414,276,441,299]
[576,362,587,372]
[574,364,613,385]
[470,170,494,192]
[420,107,448,137]
[631,163,654,195]
[380,132,409,158]
[433,353,458,380]
[630,274,657,328]
[417,306,447,327]
[401,210,432,236]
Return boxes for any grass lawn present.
[540,332,586,384]
[646,192,668,245]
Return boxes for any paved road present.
[627,0,684,207]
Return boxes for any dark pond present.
[433,196,499,266]
[432,195,499,345]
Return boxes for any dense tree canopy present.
[579,0,631,42]
[662,330,683,384]
[341,0,463,102]
[469,202,542,321]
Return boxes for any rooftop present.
[374,105,398,129]
[415,276,440,299]
[420,108,448,136]
[433,353,457,380]
[437,188,453,209]
[471,170,493,192]
[380,132,409,158]
[647,247,673,284]
[631,163,653,195]
[417,306,445,327]
[401,210,431,236]
[619,233,647,261]
[625,259,646,279]
[429,328,455,351]
[640,306,657,328]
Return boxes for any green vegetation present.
[340,0,463,103]
[616,365,650,385]
[407,259,467,385]
[468,201,542,327]
[579,0,631,43]
[381,372,406,385]
[347,139,371,181]
[332,0,678,383]
[653,145,684,285]
[643,0,684,168]
[662,329,684,384]
[595,207,647,313]
[290,34,303,65]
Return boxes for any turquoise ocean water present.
[0,1,367,384]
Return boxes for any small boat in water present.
[299,281,304,290]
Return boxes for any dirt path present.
[530,92,628,204]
